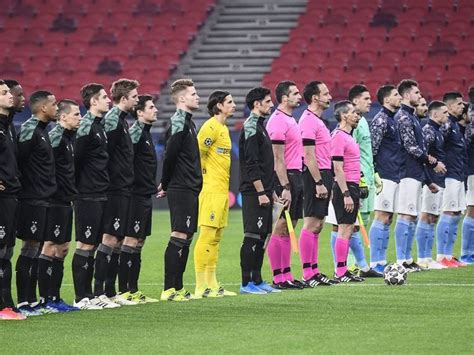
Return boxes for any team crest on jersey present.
[186,216,191,228]
[30,221,38,234]
[0,226,5,240]
[257,217,263,229]
[204,138,213,146]
[54,225,61,238]
[113,218,121,231]
[85,226,92,239]
[134,221,141,233]
[210,212,215,222]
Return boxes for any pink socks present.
[267,235,294,283]
[299,229,319,280]
[335,237,350,277]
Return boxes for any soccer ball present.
[383,263,408,286]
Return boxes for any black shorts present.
[0,197,19,247]
[75,199,107,245]
[303,169,334,218]
[45,202,73,244]
[17,200,48,242]
[276,170,303,220]
[102,194,131,239]
[167,189,198,234]
[125,195,152,239]
[332,182,360,225]
[241,194,273,234]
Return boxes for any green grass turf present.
[2,210,473,354]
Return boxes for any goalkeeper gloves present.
[374,172,383,195]
[359,175,369,199]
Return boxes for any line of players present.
[0,77,473,318]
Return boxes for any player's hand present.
[344,196,354,213]
[428,154,437,165]
[428,183,440,194]
[374,173,383,195]
[315,184,328,199]
[156,183,167,198]
[433,161,447,175]
[258,194,270,207]
[280,188,291,208]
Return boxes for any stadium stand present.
[262,0,474,101]
[0,0,216,101]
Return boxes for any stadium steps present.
[154,0,308,131]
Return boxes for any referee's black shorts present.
[167,189,198,234]
[75,198,107,245]
[17,200,49,242]
[275,170,303,221]
[241,193,273,235]
[125,195,153,239]
[0,197,18,247]
[332,182,360,225]
[45,201,73,244]
[303,169,334,219]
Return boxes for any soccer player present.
[266,80,305,290]
[73,83,113,310]
[330,100,364,282]
[194,91,237,298]
[0,80,25,320]
[417,101,449,269]
[95,79,139,306]
[16,91,58,315]
[157,79,202,301]
[436,92,468,267]
[238,87,278,294]
[394,79,442,271]
[461,96,474,264]
[42,99,81,311]
[297,81,334,287]
[368,85,402,272]
[118,95,159,303]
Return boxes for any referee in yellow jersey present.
[194,91,237,298]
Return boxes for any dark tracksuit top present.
[0,114,21,198]
[104,106,134,195]
[370,107,403,183]
[160,108,202,194]
[74,111,109,199]
[129,120,157,196]
[7,111,18,159]
[17,116,56,203]
[423,120,446,188]
[396,104,435,183]
[49,124,77,203]
[239,112,275,195]
[441,114,467,182]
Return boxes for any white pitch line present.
[59,283,474,287]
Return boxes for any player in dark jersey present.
[16,91,58,316]
[118,95,159,303]
[157,79,202,301]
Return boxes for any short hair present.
[334,100,352,122]
[348,84,369,102]
[81,83,104,109]
[4,79,19,88]
[29,90,53,111]
[57,99,79,116]
[303,81,323,105]
[131,94,154,119]
[376,85,396,105]
[245,87,271,110]
[110,78,139,103]
[397,79,418,96]
[469,86,474,103]
[170,79,194,101]
[275,80,296,104]
[207,90,230,116]
[442,91,463,103]
[428,100,447,116]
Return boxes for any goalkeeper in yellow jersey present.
[194,91,237,298]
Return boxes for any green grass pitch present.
[3,210,473,354]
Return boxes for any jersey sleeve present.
[160,125,188,190]
[331,132,345,161]
[197,120,218,166]
[299,118,316,146]
[267,119,286,144]
[369,113,388,156]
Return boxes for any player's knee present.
[123,236,138,248]
[41,242,57,257]
[76,241,95,251]
[102,234,119,247]
[20,242,40,258]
